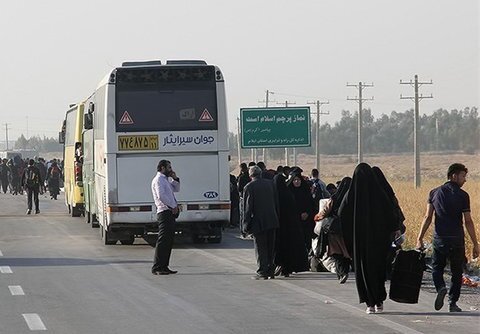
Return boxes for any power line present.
[400,74,433,188]
[4,123,11,150]
[307,100,330,173]
[277,100,296,166]
[257,90,276,165]
[236,117,241,165]
[347,82,374,164]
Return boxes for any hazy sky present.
[0,0,477,142]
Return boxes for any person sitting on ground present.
[314,177,352,283]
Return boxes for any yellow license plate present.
[118,135,159,151]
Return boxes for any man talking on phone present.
[151,160,180,275]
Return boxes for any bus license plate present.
[118,135,159,151]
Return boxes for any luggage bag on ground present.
[389,249,426,304]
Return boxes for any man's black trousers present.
[26,186,39,211]
[152,211,175,272]
[431,237,465,303]
[253,228,276,277]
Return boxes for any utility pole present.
[258,90,275,165]
[236,117,242,166]
[347,82,374,164]
[400,74,433,188]
[278,100,296,166]
[4,123,10,150]
[307,100,329,172]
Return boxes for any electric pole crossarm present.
[347,97,374,102]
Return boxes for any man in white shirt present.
[151,160,180,275]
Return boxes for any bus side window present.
[75,143,83,163]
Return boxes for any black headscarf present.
[287,173,313,216]
[372,166,406,233]
[331,177,352,213]
[273,173,290,204]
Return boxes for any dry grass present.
[231,152,480,261]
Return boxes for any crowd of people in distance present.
[229,161,478,314]
[0,156,64,214]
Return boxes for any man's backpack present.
[312,179,324,200]
[25,167,39,187]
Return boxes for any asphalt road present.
[0,192,478,334]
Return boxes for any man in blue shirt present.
[416,163,479,312]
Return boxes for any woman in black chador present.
[273,172,309,277]
[338,163,400,314]
[372,166,406,279]
[287,168,315,254]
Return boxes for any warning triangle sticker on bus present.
[119,111,134,125]
[199,108,214,122]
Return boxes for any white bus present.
[81,60,230,245]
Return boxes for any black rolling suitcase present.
[389,250,426,304]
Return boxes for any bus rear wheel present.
[91,214,99,228]
[191,234,205,244]
[120,235,135,245]
[71,206,82,217]
[207,226,222,244]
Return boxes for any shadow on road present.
[384,311,479,317]
[0,258,151,267]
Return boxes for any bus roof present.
[96,60,217,89]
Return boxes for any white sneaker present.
[366,306,375,314]
[375,303,383,313]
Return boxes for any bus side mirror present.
[84,102,94,130]
[59,131,65,144]
[84,112,93,130]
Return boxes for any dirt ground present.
[230,152,480,182]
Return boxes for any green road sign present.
[240,107,311,148]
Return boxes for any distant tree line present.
[14,134,62,153]
[231,107,479,159]
[13,107,479,156]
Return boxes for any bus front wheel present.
[101,226,117,245]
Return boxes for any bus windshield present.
[115,66,218,132]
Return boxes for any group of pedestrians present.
[236,162,335,280]
[234,161,478,314]
[1,156,63,214]
[0,156,25,195]
[149,158,478,314]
